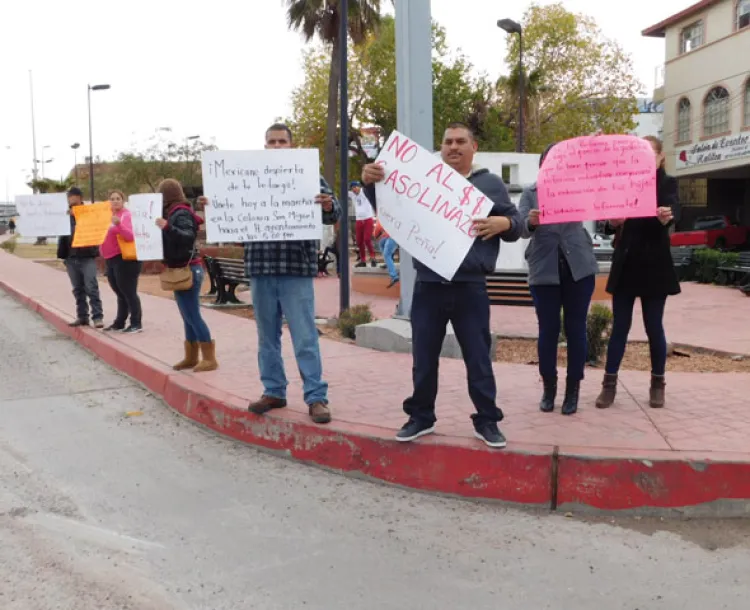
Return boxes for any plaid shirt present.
[244,176,341,277]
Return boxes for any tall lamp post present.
[71,143,80,185]
[41,145,51,179]
[497,18,524,153]
[87,83,111,201]
[338,0,350,314]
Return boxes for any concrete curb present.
[4,279,750,516]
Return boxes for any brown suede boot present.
[173,341,200,371]
[595,373,618,408]
[649,374,666,408]
[193,340,218,373]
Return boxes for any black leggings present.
[605,293,667,376]
[106,256,143,326]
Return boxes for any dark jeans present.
[403,281,502,426]
[65,257,103,322]
[605,293,668,376]
[174,265,212,342]
[105,256,142,326]
[529,268,595,382]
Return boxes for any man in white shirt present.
[349,181,376,268]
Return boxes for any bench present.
[670,247,695,281]
[486,271,533,306]
[202,256,218,296]
[206,257,250,305]
[717,252,750,286]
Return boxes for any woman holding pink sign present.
[596,136,680,410]
[520,143,599,416]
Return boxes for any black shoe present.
[395,419,435,442]
[122,325,143,334]
[387,277,400,289]
[354,261,366,268]
[473,422,507,448]
[69,319,89,327]
[103,323,125,332]
[561,378,580,416]
[370,260,377,267]
[540,376,557,413]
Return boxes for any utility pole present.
[29,70,39,190]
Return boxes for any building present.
[631,98,665,139]
[643,0,750,229]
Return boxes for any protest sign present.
[202,149,322,243]
[128,194,164,261]
[72,202,111,247]
[537,135,657,224]
[374,130,494,280]
[14,193,70,237]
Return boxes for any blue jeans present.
[174,265,212,342]
[605,293,668,376]
[250,275,328,405]
[403,281,501,426]
[529,266,595,382]
[379,237,399,281]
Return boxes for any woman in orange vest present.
[373,219,399,288]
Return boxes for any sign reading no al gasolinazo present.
[676,133,750,169]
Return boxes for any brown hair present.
[158,179,187,208]
[108,189,126,201]
[643,135,665,169]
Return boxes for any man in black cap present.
[57,187,104,328]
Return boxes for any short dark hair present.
[444,122,475,140]
[67,187,83,197]
[265,123,293,143]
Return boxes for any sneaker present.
[387,277,400,289]
[103,323,125,332]
[93,319,105,329]
[370,260,377,267]
[68,319,89,327]
[122,325,143,334]
[354,261,366,268]
[395,419,435,442]
[473,422,507,449]
[248,395,287,415]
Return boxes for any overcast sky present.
[0,0,689,200]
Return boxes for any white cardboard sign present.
[128,194,164,261]
[15,193,71,237]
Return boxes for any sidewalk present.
[2,249,750,515]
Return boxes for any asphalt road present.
[0,291,749,610]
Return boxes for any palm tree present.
[285,0,381,187]
[497,65,546,149]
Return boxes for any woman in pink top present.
[101,190,143,333]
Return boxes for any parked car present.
[670,216,749,250]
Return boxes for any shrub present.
[587,303,614,364]
[0,237,18,254]
[693,249,738,285]
[337,304,373,339]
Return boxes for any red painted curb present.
[3,279,750,515]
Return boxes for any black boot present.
[539,376,557,413]
[561,378,580,416]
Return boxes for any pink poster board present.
[537,135,657,224]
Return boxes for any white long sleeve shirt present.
[351,190,374,221]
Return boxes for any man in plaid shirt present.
[246,123,341,424]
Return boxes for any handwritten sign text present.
[72,202,112,247]
[15,193,71,238]
[128,194,164,261]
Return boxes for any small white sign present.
[374,130,494,280]
[201,149,322,243]
[15,193,71,237]
[128,194,164,261]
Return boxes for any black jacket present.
[606,168,681,298]
[57,215,99,260]
[162,204,201,268]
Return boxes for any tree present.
[500,2,642,151]
[285,0,382,187]
[26,177,74,194]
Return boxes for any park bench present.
[717,251,750,286]
[670,247,695,281]
[486,271,533,306]
[206,257,250,306]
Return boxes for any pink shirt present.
[100,208,135,259]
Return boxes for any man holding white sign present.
[362,122,521,448]
[203,124,340,425]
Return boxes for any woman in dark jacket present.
[520,143,599,415]
[596,136,679,409]
[156,179,218,373]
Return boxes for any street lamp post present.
[71,143,80,185]
[41,145,51,179]
[497,18,524,153]
[338,0,351,314]
[87,83,111,201]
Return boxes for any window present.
[680,21,704,53]
[677,98,691,141]
[738,0,750,30]
[678,178,708,208]
[703,87,730,137]
[745,80,750,127]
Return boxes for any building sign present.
[676,133,750,169]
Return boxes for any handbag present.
[160,265,193,291]
[117,236,137,261]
